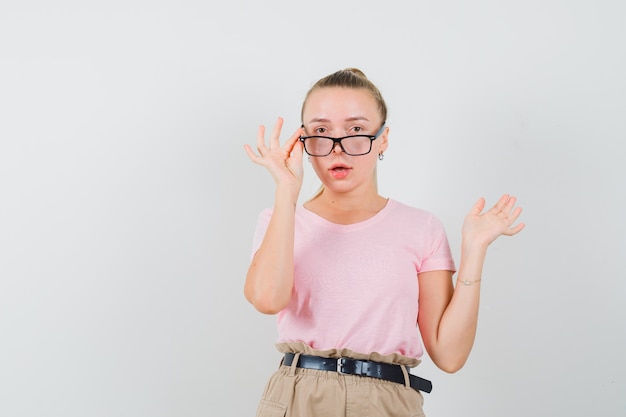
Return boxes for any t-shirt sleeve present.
[250,208,273,260]
[420,214,457,273]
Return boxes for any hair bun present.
[344,67,367,79]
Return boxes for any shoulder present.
[256,207,273,220]
[387,199,438,222]
[386,199,449,234]
[257,205,312,225]
[252,207,274,232]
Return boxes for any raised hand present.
[462,194,525,248]
[244,117,304,196]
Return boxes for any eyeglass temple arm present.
[373,122,387,138]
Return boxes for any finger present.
[470,197,486,215]
[287,129,304,169]
[283,126,304,153]
[243,143,262,164]
[256,125,267,154]
[269,117,284,149]
[507,206,523,224]
[493,194,511,212]
[502,195,518,215]
[505,222,525,236]
[291,137,304,163]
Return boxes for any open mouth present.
[329,164,351,178]
[330,163,350,171]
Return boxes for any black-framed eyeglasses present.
[299,123,386,157]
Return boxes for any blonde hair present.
[301,68,388,200]
[301,68,387,123]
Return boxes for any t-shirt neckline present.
[299,198,395,230]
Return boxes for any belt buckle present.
[336,357,347,375]
[337,357,365,376]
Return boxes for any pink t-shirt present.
[251,199,456,360]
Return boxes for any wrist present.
[461,240,488,259]
[456,278,482,286]
[274,190,300,210]
[275,183,301,201]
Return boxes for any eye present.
[351,126,363,133]
[314,127,327,134]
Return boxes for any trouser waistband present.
[283,353,432,393]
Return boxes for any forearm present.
[244,187,298,314]
[424,194,524,372]
[433,244,487,371]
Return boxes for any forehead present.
[303,87,380,123]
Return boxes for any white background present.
[1,1,625,416]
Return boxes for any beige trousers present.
[255,342,426,417]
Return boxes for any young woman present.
[243,68,524,417]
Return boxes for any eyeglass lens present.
[304,136,372,156]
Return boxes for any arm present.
[418,195,525,373]
[243,118,304,314]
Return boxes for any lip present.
[329,163,351,170]
[328,163,351,179]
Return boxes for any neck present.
[304,188,388,225]
[316,189,384,211]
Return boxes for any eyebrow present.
[306,116,371,124]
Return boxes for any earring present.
[378,152,384,161]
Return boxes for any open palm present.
[462,194,525,247]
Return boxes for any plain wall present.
[1,1,624,416]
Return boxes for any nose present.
[332,141,344,154]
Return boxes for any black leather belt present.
[283,353,432,393]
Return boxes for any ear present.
[379,126,389,152]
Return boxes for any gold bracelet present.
[459,278,482,286]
